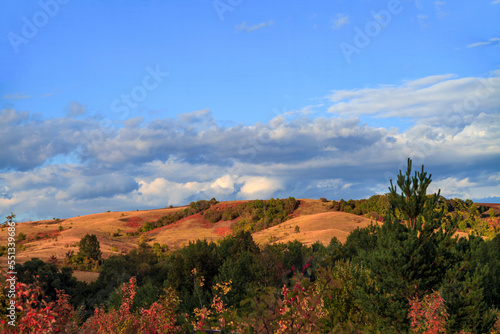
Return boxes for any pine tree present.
[388,158,441,230]
[352,158,495,332]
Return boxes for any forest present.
[1,159,500,333]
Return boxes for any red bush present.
[124,217,142,228]
[0,282,78,333]
[214,227,233,237]
[82,277,181,334]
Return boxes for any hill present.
[1,197,496,273]
[0,199,366,266]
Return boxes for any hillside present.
[0,199,367,266]
[1,197,496,271]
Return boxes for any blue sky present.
[1,0,499,221]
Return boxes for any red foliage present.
[124,217,142,228]
[199,221,213,229]
[163,213,208,230]
[213,201,245,211]
[25,230,60,242]
[489,218,500,231]
[214,227,233,237]
[82,277,180,333]
[0,283,78,333]
[408,290,448,334]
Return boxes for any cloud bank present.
[1,72,499,221]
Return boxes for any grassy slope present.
[1,199,493,277]
[1,200,359,264]
[252,211,373,246]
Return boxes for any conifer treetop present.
[388,158,440,230]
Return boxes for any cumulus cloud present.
[327,72,500,127]
[237,176,283,200]
[1,72,499,220]
[430,175,500,201]
[210,175,236,196]
[0,108,90,171]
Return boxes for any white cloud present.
[1,72,499,220]
[237,176,283,200]
[327,72,500,125]
[434,1,447,17]
[332,14,349,29]
[236,21,274,33]
[430,176,500,200]
[65,101,87,117]
[210,175,236,196]
[2,92,32,100]
[417,14,429,29]
[137,177,207,206]
[466,37,500,48]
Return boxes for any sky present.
[0,0,499,222]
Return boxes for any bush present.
[17,232,27,242]
[0,283,78,333]
[139,221,154,232]
[203,209,222,223]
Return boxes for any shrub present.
[0,282,78,333]
[82,277,181,333]
[204,209,222,224]
[139,221,155,232]
[17,232,27,242]
[408,291,448,334]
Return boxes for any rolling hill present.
[1,197,494,278]
[1,199,371,265]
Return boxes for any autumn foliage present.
[1,282,78,333]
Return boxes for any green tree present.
[388,158,440,230]
[353,158,495,332]
[78,234,102,261]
